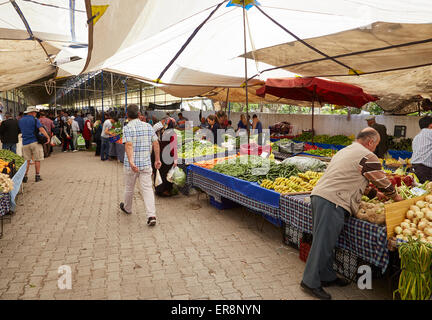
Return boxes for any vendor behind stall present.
[366,116,389,158]
[300,127,402,300]
[411,116,432,183]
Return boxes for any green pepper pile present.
[0,150,25,170]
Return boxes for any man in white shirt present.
[101,115,116,161]
[71,118,80,152]
[412,116,432,183]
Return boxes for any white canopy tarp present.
[241,22,432,112]
[0,0,88,91]
[2,0,432,107]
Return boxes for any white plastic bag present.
[51,135,61,146]
[155,169,163,187]
[166,167,175,183]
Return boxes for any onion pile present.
[0,173,13,193]
[356,201,386,225]
[394,195,432,244]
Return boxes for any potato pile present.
[0,173,13,193]
[356,200,386,225]
[394,195,432,244]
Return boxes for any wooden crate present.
[384,194,428,238]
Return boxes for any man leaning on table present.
[300,127,403,300]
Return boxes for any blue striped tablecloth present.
[187,169,280,220]
[280,194,390,272]
[10,161,27,212]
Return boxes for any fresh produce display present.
[393,197,432,243]
[212,156,299,183]
[295,132,354,146]
[180,141,225,159]
[303,143,319,151]
[355,197,388,225]
[0,173,14,193]
[393,237,432,300]
[304,148,337,157]
[261,171,324,194]
[0,150,25,171]
[194,155,238,169]
[109,121,123,137]
[388,136,413,152]
[271,139,293,152]
[281,156,327,172]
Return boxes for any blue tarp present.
[273,137,412,160]
[10,160,27,212]
[187,164,280,208]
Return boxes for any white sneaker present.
[63,151,67,153]
[73,150,78,152]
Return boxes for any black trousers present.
[412,163,432,184]
[95,140,101,156]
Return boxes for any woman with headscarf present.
[83,114,94,149]
[152,116,178,197]
[62,118,73,152]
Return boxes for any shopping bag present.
[155,169,163,187]
[50,135,61,146]
[166,167,175,183]
[77,134,86,146]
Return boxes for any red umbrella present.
[256,77,379,142]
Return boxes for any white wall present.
[146,111,423,139]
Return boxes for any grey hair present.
[356,128,379,142]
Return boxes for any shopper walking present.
[0,112,20,153]
[71,117,80,152]
[62,118,73,152]
[300,128,403,300]
[18,106,50,183]
[93,117,102,156]
[83,114,93,150]
[152,116,178,197]
[39,112,54,157]
[119,104,161,226]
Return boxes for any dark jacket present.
[371,123,389,158]
[0,118,21,144]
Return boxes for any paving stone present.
[0,150,390,300]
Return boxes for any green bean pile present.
[394,237,432,300]
[212,156,299,183]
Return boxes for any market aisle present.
[0,149,389,300]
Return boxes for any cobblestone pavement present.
[0,149,392,300]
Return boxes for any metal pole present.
[139,83,143,109]
[101,70,104,123]
[54,84,57,117]
[311,85,316,144]
[124,77,128,116]
[111,72,114,110]
[94,74,96,119]
[242,1,250,144]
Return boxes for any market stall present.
[0,151,26,238]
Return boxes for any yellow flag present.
[91,5,109,25]
[348,68,364,75]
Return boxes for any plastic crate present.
[333,247,362,282]
[299,233,313,262]
[283,223,302,249]
[209,196,239,210]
